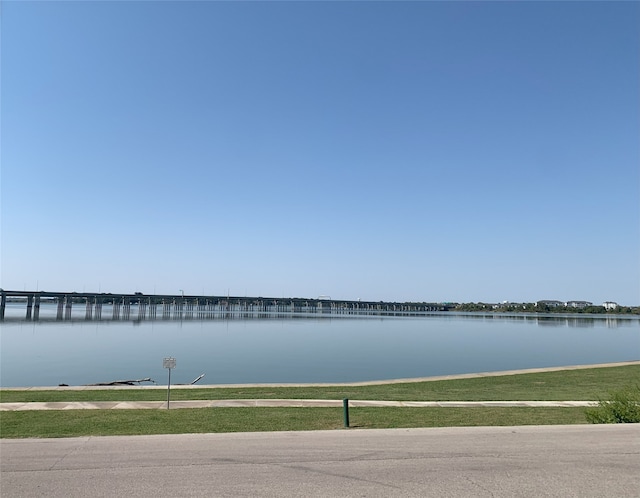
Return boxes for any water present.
[1,305,638,387]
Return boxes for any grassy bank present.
[1,364,638,403]
[1,365,637,438]
[0,407,590,438]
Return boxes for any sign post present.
[163,357,176,409]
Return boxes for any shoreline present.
[2,360,638,391]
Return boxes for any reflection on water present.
[1,303,636,329]
[447,312,635,329]
[1,306,638,387]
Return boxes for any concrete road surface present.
[2,424,639,497]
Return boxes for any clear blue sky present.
[2,1,639,305]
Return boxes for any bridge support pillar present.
[65,296,72,319]
[26,295,34,320]
[173,299,183,319]
[162,300,170,319]
[33,294,41,321]
[56,297,64,320]
[85,297,93,320]
[138,299,146,320]
[122,298,130,320]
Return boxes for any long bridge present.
[0,289,454,322]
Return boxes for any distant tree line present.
[453,302,640,315]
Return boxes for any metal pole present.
[343,398,350,428]
[167,368,171,409]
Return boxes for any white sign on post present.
[163,357,176,409]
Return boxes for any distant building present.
[603,301,618,310]
[565,301,592,308]
[536,300,564,308]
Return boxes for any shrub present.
[585,386,640,424]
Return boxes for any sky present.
[1,1,639,305]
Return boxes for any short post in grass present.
[343,398,350,428]
[163,357,176,409]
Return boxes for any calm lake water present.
[1,305,638,387]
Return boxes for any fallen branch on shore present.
[84,378,157,386]
[177,374,206,385]
[77,374,204,387]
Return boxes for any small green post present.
[343,398,350,428]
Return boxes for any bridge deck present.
[0,290,451,322]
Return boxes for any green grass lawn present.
[1,364,637,438]
[0,407,590,438]
[1,364,638,403]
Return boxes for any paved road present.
[2,424,638,497]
